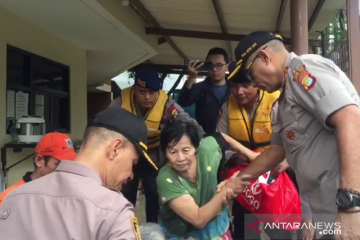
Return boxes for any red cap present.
[35,132,77,161]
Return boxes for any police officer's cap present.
[228,31,283,80]
[134,68,161,91]
[228,62,251,84]
[87,105,158,170]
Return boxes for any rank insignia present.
[284,67,289,81]
[131,216,141,240]
[137,79,146,88]
[285,130,296,141]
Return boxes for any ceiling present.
[0,0,158,85]
[131,0,346,67]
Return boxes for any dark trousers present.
[121,159,159,223]
[319,234,334,240]
[232,201,293,240]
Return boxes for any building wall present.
[87,92,112,119]
[0,8,87,186]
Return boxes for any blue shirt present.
[211,84,228,103]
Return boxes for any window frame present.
[6,45,71,134]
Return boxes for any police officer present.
[0,106,153,240]
[110,68,203,223]
[229,31,360,240]
[217,62,291,240]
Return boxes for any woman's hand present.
[217,181,236,205]
[216,170,241,193]
[216,171,240,193]
[223,172,252,194]
[216,180,227,193]
[217,171,242,202]
[218,182,236,207]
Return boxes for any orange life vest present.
[228,90,280,152]
[121,87,168,149]
[0,179,26,207]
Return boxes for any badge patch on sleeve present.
[293,65,317,91]
[301,75,317,91]
[285,130,296,141]
[167,104,179,118]
[292,65,308,82]
[131,216,141,240]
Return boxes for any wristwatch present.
[336,190,360,210]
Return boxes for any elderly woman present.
[156,120,257,240]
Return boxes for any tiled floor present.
[134,191,147,225]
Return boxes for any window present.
[6,45,70,134]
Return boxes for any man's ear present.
[258,50,270,63]
[34,155,44,168]
[108,138,124,160]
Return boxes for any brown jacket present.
[0,161,141,240]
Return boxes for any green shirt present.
[156,136,230,239]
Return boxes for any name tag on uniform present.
[131,216,142,240]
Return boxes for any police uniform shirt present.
[0,161,141,240]
[272,52,360,237]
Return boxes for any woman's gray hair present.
[139,223,166,240]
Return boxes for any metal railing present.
[320,7,349,74]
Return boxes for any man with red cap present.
[0,132,76,207]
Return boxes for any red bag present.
[222,166,302,231]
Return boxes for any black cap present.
[228,31,283,80]
[88,105,158,170]
[228,62,251,84]
[134,68,161,91]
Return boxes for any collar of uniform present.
[22,172,33,183]
[282,52,297,87]
[55,160,103,185]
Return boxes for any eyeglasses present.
[211,63,227,71]
[244,46,268,80]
